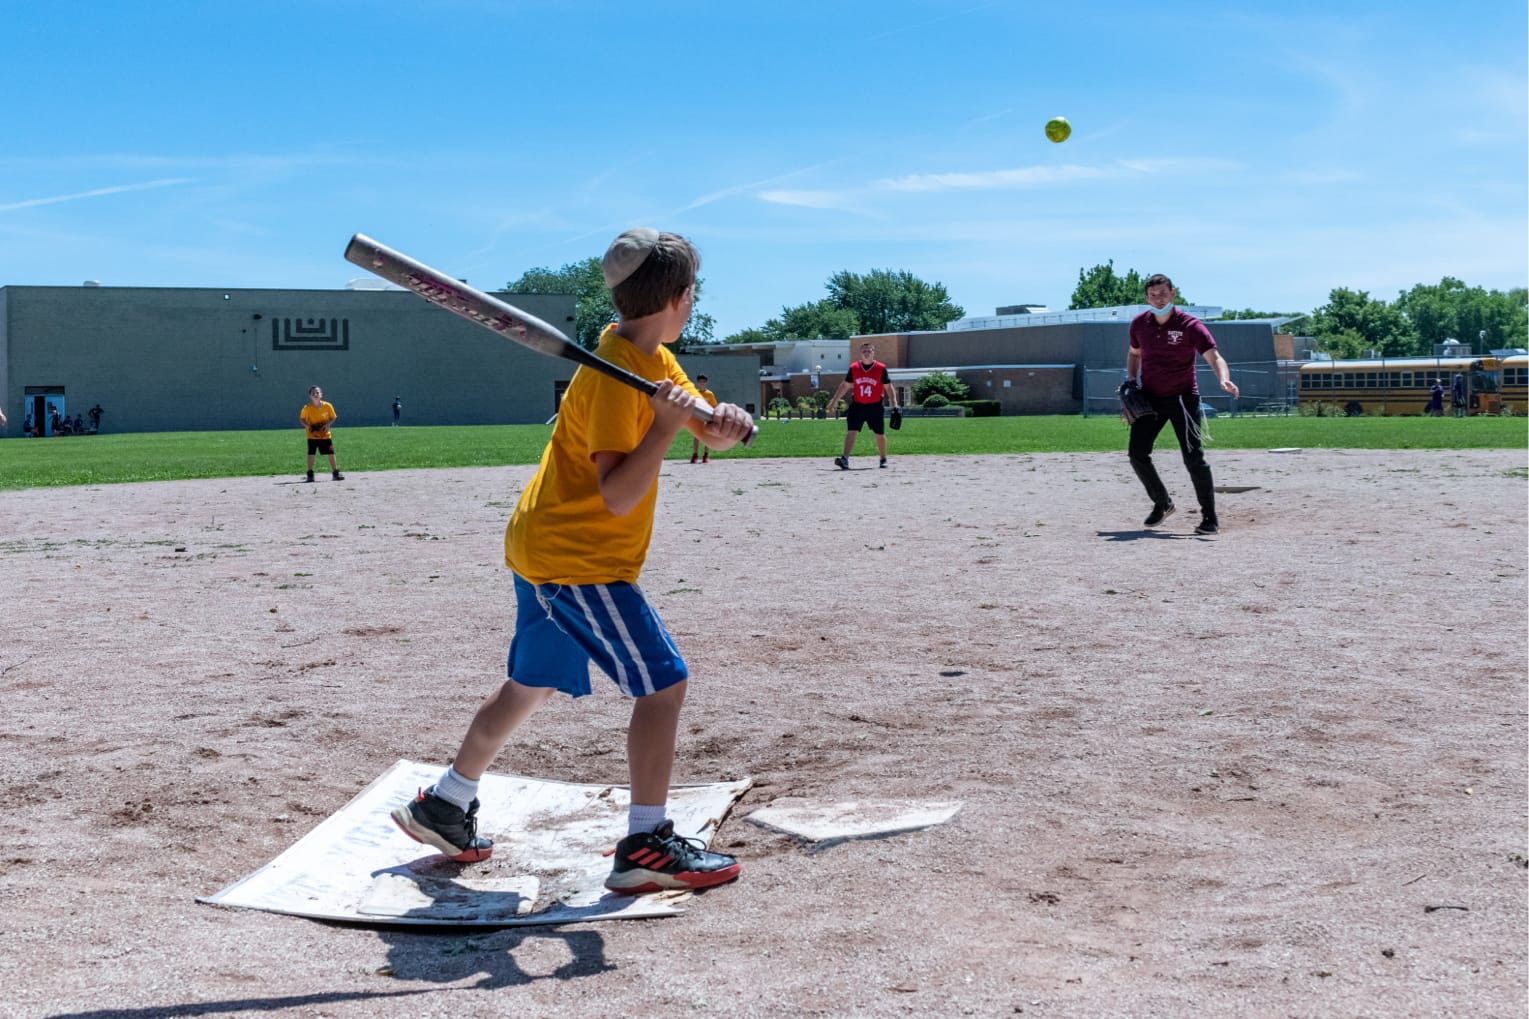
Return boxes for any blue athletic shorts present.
[507,574,688,699]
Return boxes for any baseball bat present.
[344,233,756,446]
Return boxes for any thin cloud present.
[0,177,194,213]
[879,164,1113,192]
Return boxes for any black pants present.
[1127,391,1216,520]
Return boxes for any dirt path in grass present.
[1,448,1525,1018]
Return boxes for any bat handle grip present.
[691,403,758,448]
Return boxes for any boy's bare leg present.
[841,432,856,459]
[627,680,687,806]
[450,679,555,780]
[875,433,887,458]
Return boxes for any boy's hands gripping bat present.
[344,234,756,446]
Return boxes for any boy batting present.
[391,228,754,894]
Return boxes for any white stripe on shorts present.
[568,584,656,697]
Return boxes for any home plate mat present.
[200,760,751,927]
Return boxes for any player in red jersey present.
[826,342,900,469]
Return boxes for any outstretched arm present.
[1202,349,1239,397]
[824,380,852,413]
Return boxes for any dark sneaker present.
[1143,502,1176,527]
[879,458,887,468]
[1195,518,1219,535]
[701,454,708,463]
[390,789,493,862]
[604,820,741,894]
[304,471,314,483]
[834,456,849,470]
[332,471,345,481]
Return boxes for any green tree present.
[772,300,861,340]
[1305,287,1417,357]
[824,269,964,333]
[913,370,970,406]
[1069,261,1193,308]
[1395,277,1529,352]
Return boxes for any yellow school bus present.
[1500,354,1527,415]
[1298,355,1506,416]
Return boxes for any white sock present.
[432,766,478,810]
[628,803,667,835]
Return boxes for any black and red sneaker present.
[390,788,494,863]
[603,820,741,894]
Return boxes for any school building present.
[0,284,762,436]
[717,306,1297,417]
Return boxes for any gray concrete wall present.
[0,285,579,435]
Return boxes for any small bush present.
[922,393,950,408]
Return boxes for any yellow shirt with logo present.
[506,324,700,585]
[301,401,336,438]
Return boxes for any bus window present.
[1471,369,1499,393]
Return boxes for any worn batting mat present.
[200,760,751,927]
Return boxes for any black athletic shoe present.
[604,820,741,894]
[834,456,849,470]
[1143,502,1176,527]
[332,471,345,481]
[390,789,494,862]
[879,458,887,468]
[1195,518,1219,535]
[304,471,314,483]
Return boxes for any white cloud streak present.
[0,177,194,213]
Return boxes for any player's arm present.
[825,380,852,412]
[596,380,697,517]
[1125,345,1141,382]
[1202,348,1239,397]
[881,368,899,408]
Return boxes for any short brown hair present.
[610,233,700,319]
[1143,273,1174,294]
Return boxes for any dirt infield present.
[2,449,1525,1019]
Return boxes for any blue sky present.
[2,1,1524,339]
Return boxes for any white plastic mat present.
[200,760,751,927]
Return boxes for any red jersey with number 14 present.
[849,360,889,404]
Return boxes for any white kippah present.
[602,227,660,288]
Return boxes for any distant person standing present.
[89,404,104,432]
[1451,374,1466,417]
[826,341,900,469]
[1427,379,1444,417]
[1124,273,1239,535]
[300,385,345,482]
[0,403,6,431]
[392,396,403,426]
[689,375,718,462]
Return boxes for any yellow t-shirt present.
[698,387,718,410]
[301,401,336,439]
[505,324,699,585]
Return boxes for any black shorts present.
[307,438,334,455]
[846,402,885,434]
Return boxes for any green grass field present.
[1,414,1524,491]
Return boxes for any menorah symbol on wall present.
[272,318,350,351]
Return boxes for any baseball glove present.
[1118,381,1156,426]
[888,407,902,430]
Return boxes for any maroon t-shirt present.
[1129,309,1217,396]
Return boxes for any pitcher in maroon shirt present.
[1124,274,1239,535]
